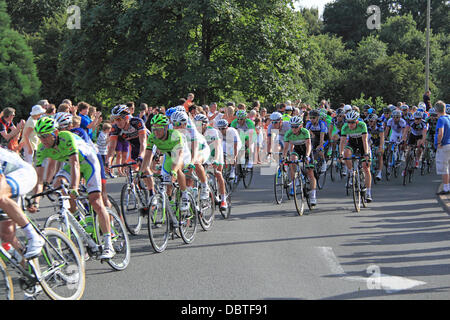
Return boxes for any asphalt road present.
[19,162,450,300]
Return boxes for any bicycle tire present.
[220,180,232,219]
[329,153,335,182]
[95,209,131,271]
[352,171,361,212]
[179,192,198,244]
[44,214,86,269]
[231,165,241,192]
[0,258,14,300]
[147,194,169,253]
[385,149,392,181]
[274,166,284,204]
[35,228,85,300]
[243,167,253,189]
[120,183,143,235]
[360,170,367,208]
[198,186,215,231]
[292,173,305,216]
[403,152,412,186]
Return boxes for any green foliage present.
[0,0,40,118]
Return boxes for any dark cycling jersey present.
[306,120,329,145]
[110,117,148,159]
[367,123,384,146]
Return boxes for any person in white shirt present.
[19,105,45,164]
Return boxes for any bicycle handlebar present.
[110,162,138,169]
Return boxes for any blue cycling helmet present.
[166,107,177,118]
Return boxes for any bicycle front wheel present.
[292,173,305,216]
[147,194,169,253]
[179,193,198,244]
[95,209,131,271]
[120,183,143,235]
[44,214,86,269]
[35,228,85,300]
[352,172,361,213]
[220,180,232,219]
[274,166,284,204]
[243,167,253,189]
[0,258,14,300]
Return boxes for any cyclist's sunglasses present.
[38,133,54,139]
[310,117,317,120]
[271,120,280,124]
[347,121,356,124]
[172,121,183,127]
[291,124,301,129]
[393,116,401,119]
[151,126,165,132]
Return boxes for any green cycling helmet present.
[150,114,169,126]
[236,110,247,119]
[35,117,57,134]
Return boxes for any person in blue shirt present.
[78,102,102,140]
[434,101,450,195]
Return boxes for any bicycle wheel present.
[178,193,198,244]
[352,171,361,212]
[243,167,253,189]
[220,180,232,219]
[329,152,335,182]
[231,165,241,192]
[292,173,305,216]
[198,185,215,231]
[384,149,392,181]
[0,258,13,300]
[147,194,169,253]
[360,170,367,208]
[403,152,412,186]
[34,228,85,300]
[95,209,131,271]
[274,165,284,204]
[44,214,86,269]
[315,158,327,190]
[120,183,143,235]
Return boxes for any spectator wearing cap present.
[434,101,450,195]
[0,107,25,150]
[19,105,45,163]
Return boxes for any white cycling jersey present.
[0,147,37,197]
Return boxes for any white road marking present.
[317,247,426,293]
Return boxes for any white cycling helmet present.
[392,110,402,117]
[269,112,282,121]
[345,110,359,121]
[174,105,186,112]
[343,105,352,113]
[413,111,424,119]
[194,114,208,123]
[171,111,189,125]
[54,112,73,129]
[216,119,229,128]
[111,104,129,118]
[289,115,303,126]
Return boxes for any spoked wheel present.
[179,193,198,244]
[274,166,285,204]
[120,183,143,235]
[220,180,232,219]
[243,166,253,189]
[352,172,361,213]
[147,194,169,253]
[95,210,131,271]
[198,188,215,231]
[292,173,305,216]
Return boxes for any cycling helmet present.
[392,110,402,117]
[194,114,208,123]
[363,104,371,111]
[150,114,169,126]
[418,102,426,109]
[35,117,57,134]
[413,111,423,119]
[343,105,352,113]
[400,105,409,111]
[446,104,450,114]
[216,119,229,128]
[236,110,247,119]
[289,116,303,126]
[171,111,189,125]
[175,105,186,112]
[54,112,73,129]
[383,107,391,113]
[111,104,129,118]
[345,110,359,122]
[429,108,437,116]
[367,114,378,121]
[309,110,320,118]
[269,112,282,121]
[389,105,397,112]
[417,107,425,113]
[166,107,177,118]
[336,108,345,116]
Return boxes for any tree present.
[0,0,40,118]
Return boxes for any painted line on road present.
[317,246,426,293]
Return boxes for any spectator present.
[88,105,101,142]
[126,102,135,116]
[208,102,222,124]
[183,93,195,112]
[19,105,45,163]
[0,107,25,150]
[139,103,149,123]
[189,105,198,118]
[78,101,101,140]
[45,104,56,117]
[57,103,71,113]
[252,100,260,112]
[37,99,50,108]
[97,122,112,164]
[222,105,236,124]
[423,90,432,111]
[434,101,450,195]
